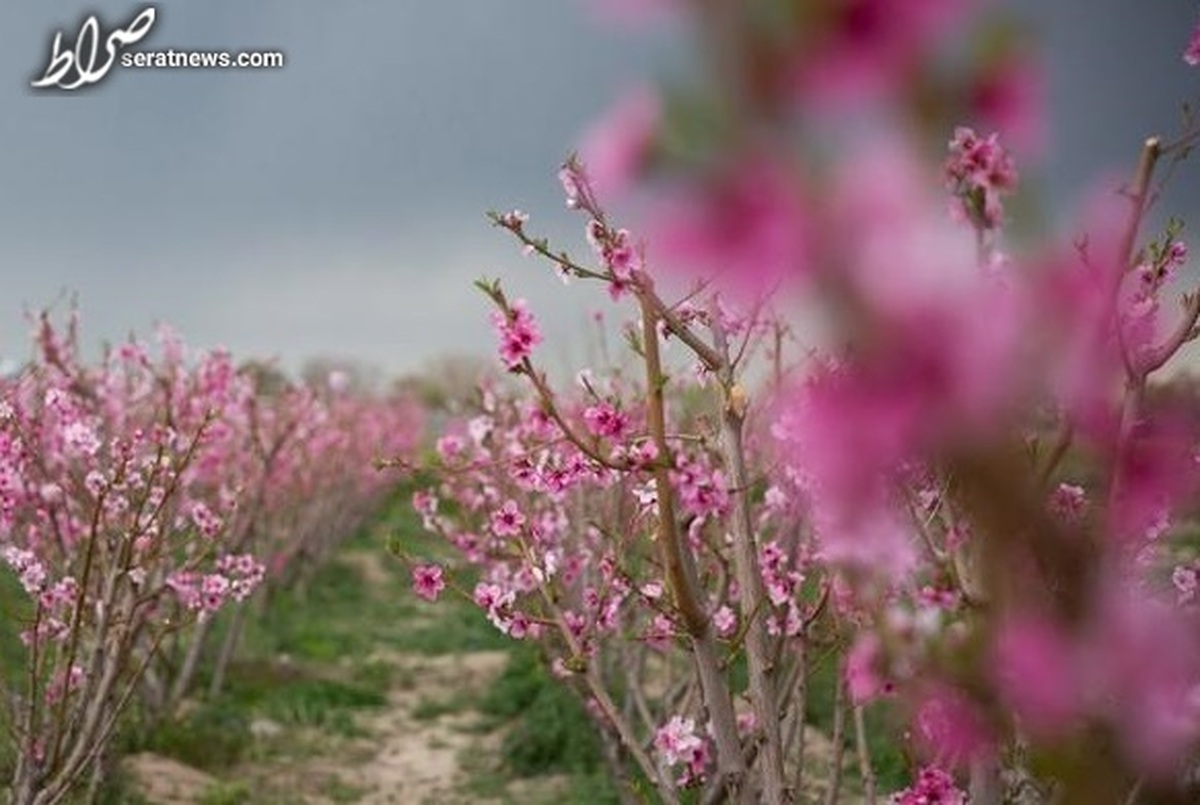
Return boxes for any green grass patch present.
[412,692,471,721]
[480,647,612,782]
[127,701,253,772]
[199,780,253,805]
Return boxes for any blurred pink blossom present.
[913,682,993,767]
[969,55,1047,156]
[1186,19,1200,65]
[579,85,660,203]
[650,155,812,298]
[846,632,891,705]
[794,0,973,108]
[993,615,1081,739]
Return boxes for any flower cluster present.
[943,126,1018,231]
[491,299,543,370]
[653,715,711,786]
[887,765,967,805]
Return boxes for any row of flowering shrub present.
[0,311,421,804]
[404,2,1200,803]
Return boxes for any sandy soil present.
[349,650,509,804]
[124,754,217,804]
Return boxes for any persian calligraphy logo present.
[32,6,156,90]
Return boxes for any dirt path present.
[126,650,515,804]
[121,531,534,805]
[350,651,509,804]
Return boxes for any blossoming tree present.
[403,2,1200,804]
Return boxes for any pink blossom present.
[628,439,658,468]
[969,55,1047,157]
[943,127,1018,231]
[578,85,660,203]
[190,501,223,539]
[793,0,971,108]
[496,209,528,231]
[712,605,737,638]
[473,581,516,634]
[1108,410,1199,546]
[912,683,993,767]
[558,162,591,210]
[45,664,85,706]
[61,420,100,457]
[653,714,703,767]
[214,554,265,602]
[645,613,675,651]
[649,155,811,297]
[490,499,526,537]
[670,453,730,520]
[411,563,446,602]
[888,765,967,805]
[582,402,630,440]
[435,433,464,461]
[1081,585,1200,778]
[1173,564,1200,606]
[585,223,642,301]
[846,632,890,705]
[1186,19,1200,66]
[38,576,78,611]
[992,616,1080,738]
[653,715,711,786]
[1049,482,1087,523]
[490,300,542,370]
[2,546,47,595]
[507,610,541,640]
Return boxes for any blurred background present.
[1,0,1197,381]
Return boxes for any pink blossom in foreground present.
[793,0,971,108]
[969,54,1047,156]
[846,632,891,705]
[649,155,811,297]
[992,616,1080,739]
[411,563,445,602]
[579,85,660,203]
[1186,19,1200,65]
[1082,586,1200,778]
[912,682,993,768]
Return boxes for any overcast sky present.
[2,1,1198,379]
